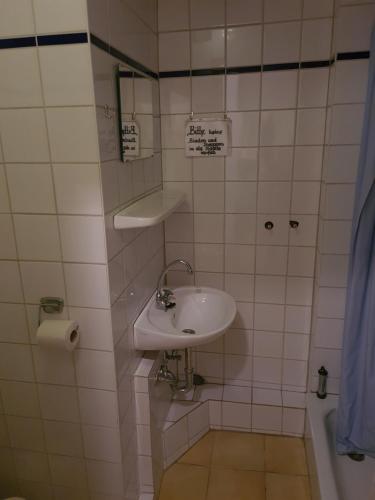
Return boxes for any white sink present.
[134,286,237,351]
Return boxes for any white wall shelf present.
[113,189,185,229]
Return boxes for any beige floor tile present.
[158,463,209,500]
[212,431,265,471]
[207,468,266,500]
[266,473,311,500]
[178,431,215,466]
[265,436,308,475]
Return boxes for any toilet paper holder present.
[38,297,64,326]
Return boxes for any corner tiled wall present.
[87,0,164,498]
[309,0,375,394]
[159,0,334,428]
[0,0,162,499]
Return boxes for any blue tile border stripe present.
[337,51,370,61]
[0,36,36,49]
[0,32,88,49]
[37,32,88,46]
[90,33,158,80]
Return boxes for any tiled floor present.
[158,431,311,500]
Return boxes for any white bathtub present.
[305,394,375,500]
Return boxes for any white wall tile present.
[294,146,323,181]
[262,70,298,109]
[336,4,375,53]
[59,216,106,263]
[44,420,83,457]
[7,416,44,452]
[195,214,224,243]
[285,305,311,333]
[252,405,282,432]
[53,165,103,215]
[260,110,296,146]
[334,60,368,104]
[298,68,329,108]
[301,19,332,61]
[75,350,116,390]
[194,182,224,213]
[222,401,251,429]
[0,344,34,382]
[14,450,50,483]
[14,215,61,261]
[225,274,254,302]
[163,149,192,181]
[259,147,293,181]
[229,112,260,147]
[296,108,326,145]
[0,381,40,418]
[0,304,28,343]
[0,48,43,108]
[33,0,88,32]
[191,29,225,69]
[256,246,288,275]
[284,333,309,361]
[161,114,189,148]
[190,0,225,29]
[0,109,50,163]
[7,165,55,214]
[264,0,302,22]
[226,148,258,181]
[78,388,119,427]
[255,276,286,304]
[0,215,17,259]
[158,0,189,31]
[330,104,364,145]
[20,261,65,304]
[32,346,75,386]
[263,22,301,64]
[0,166,10,213]
[193,156,225,181]
[225,214,256,244]
[49,455,87,490]
[282,407,305,435]
[195,244,224,272]
[254,304,284,331]
[65,263,110,308]
[258,182,291,214]
[286,277,313,306]
[303,0,333,19]
[159,32,190,72]
[83,425,122,462]
[225,244,255,274]
[227,25,262,67]
[226,0,263,25]
[254,331,283,358]
[192,75,224,112]
[46,107,99,163]
[226,182,257,213]
[39,44,94,106]
[291,182,321,214]
[0,0,35,37]
[160,78,191,114]
[226,73,261,111]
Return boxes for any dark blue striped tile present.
[37,32,88,46]
[227,65,261,74]
[337,51,370,61]
[191,67,225,76]
[300,59,332,69]
[263,62,299,72]
[159,70,191,78]
[0,36,36,49]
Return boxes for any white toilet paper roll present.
[36,319,79,351]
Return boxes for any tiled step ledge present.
[134,355,306,495]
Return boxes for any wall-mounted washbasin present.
[134,286,237,351]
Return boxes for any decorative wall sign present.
[121,120,140,158]
[185,118,231,157]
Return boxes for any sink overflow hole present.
[182,328,196,334]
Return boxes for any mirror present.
[117,64,155,161]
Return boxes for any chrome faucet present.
[156,259,193,310]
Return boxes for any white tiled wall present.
[159,0,332,420]
[0,1,161,499]
[309,0,375,395]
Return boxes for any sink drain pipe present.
[157,348,195,393]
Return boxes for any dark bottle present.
[317,366,328,399]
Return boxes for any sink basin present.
[134,286,237,350]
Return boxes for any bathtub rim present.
[306,393,339,500]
